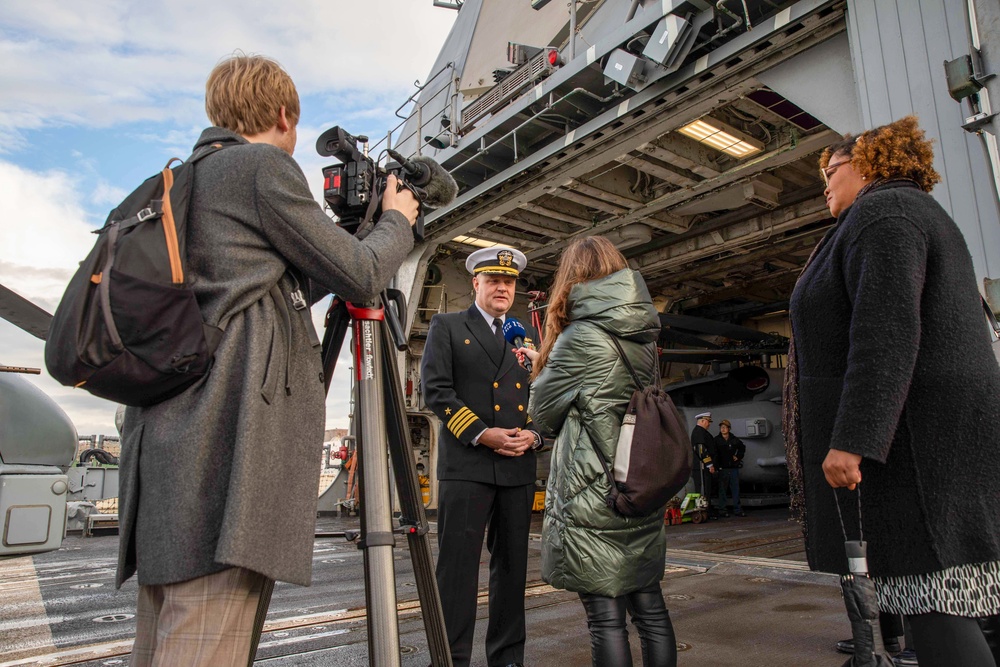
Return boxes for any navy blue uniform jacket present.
[421,305,539,486]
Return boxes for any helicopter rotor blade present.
[658,347,789,363]
[0,284,52,341]
[659,313,787,345]
[659,328,724,348]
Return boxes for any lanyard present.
[833,486,868,575]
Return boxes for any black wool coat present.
[789,180,1000,577]
[420,305,539,486]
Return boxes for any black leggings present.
[906,612,997,667]
[578,583,676,667]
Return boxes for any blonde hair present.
[820,115,940,193]
[532,236,628,378]
[205,52,300,135]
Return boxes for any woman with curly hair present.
[785,115,1000,665]
[518,236,676,666]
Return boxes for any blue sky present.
[0,1,458,436]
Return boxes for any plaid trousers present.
[131,567,269,667]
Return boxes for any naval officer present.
[690,411,717,499]
[421,246,542,667]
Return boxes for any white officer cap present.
[465,246,527,277]
[695,412,712,421]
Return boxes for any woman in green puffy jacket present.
[519,237,676,667]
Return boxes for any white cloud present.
[0,160,116,434]
[0,1,458,436]
[0,1,458,133]
[0,162,97,303]
[134,126,206,158]
[90,181,128,207]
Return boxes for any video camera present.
[316,126,458,242]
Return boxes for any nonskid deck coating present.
[0,508,852,666]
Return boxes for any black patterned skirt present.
[874,560,1000,617]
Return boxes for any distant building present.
[77,434,121,461]
[324,428,349,445]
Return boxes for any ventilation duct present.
[607,223,654,249]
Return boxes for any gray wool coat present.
[528,269,665,598]
[116,127,414,588]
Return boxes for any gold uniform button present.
[518,405,524,411]
[465,339,471,344]
[516,382,522,389]
[495,404,501,411]
[493,382,499,388]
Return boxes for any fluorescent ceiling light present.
[452,235,500,248]
[677,118,764,158]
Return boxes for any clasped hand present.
[479,427,534,457]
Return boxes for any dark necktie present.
[493,318,506,353]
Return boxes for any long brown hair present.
[531,236,627,379]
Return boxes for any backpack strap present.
[605,331,659,390]
[607,334,643,389]
[586,329,658,509]
[188,139,240,165]
[589,434,620,504]
[286,271,321,348]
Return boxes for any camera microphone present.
[502,317,532,372]
[387,149,458,209]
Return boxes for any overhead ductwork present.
[606,223,654,249]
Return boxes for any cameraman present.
[115,53,418,667]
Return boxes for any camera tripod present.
[245,287,451,666]
[319,289,452,666]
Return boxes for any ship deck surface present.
[1,508,854,666]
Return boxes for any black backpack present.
[45,140,236,407]
[589,334,693,517]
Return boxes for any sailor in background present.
[690,412,717,505]
[420,246,543,667]
[713,419,746,517]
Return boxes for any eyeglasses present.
[820,159,851,186]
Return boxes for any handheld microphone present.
[502,317,532,372]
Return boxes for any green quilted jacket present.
[528,268,665,597]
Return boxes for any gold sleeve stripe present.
[447,407,472,431]
[526,415,533,423]
[452,412,477,434]
[451,411,480,438]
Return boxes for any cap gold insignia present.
[497,249,514,267]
